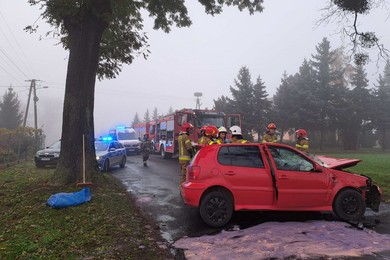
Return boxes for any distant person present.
[262,123,278,143]
[140,133,153,166]
[229,125,249,143]
[178,123,194,190]
[295,129,309,152]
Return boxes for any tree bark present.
[52,6,109,185]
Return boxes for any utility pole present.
[18,79,42,160]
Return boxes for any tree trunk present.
[52,8,108,185]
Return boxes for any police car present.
[95,137,127,172]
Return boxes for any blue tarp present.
[47,188,92,209]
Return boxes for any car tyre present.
[119,156,126,168]
[333,189,366,221]
[103,159,110,172]
[199,190,233,228]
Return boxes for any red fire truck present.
[134,108,241,159]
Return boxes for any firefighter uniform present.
[229,125,249,143]
[140,134,153,166]
[178,123,194,189]
[262,133,278,143]
[295,129,309,152]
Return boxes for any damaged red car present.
[181,143,381,227]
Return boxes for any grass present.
[0,161,172,259]
[317,151,390,202]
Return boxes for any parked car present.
[181,143,382,227]
[95,139,127,172]
[35,140,61,168]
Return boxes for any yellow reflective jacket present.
[296,138,309,152]
[262,133,278,143]
[178,132,193,162]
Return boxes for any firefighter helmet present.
[200,125,207,133]
[295,129,307,138]
[205,125,219,137]
[267,123,276,129]
[182,122,193,132]
[218,126,227,133]
[229,125,242,135]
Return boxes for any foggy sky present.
[1,1,389,145]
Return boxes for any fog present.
[1,1,389,145]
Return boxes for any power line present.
[0,46,30,79]
[0,11,35,76]
[0,62,24,84]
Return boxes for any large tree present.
[0,89,23,130]
[27,0,264,184]
[372,60,390,150]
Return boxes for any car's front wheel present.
[103,159,110,172]
[333,189,366,221]
[119,156,126,168]
[199,190,233,228]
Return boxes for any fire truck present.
[134,108,241,159]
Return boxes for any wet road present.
[110,154,390,248]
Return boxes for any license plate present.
[41,158,50,161]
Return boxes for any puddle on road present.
[136,196,153,203]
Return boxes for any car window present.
[109,142,116,149]
[268,146,314,172]
[95,142,108,151]
[218,145,264,168]
[49,141,61,149]
[115,142,124,149]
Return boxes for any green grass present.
[0,161,172,259]
[318,151,390,202]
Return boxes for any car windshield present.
[117,132,137,140]
[95,142,108,151]
[48,141,61,149]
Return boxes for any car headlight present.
[96,156,100,160]
[54,153,60,158]
[36,151,43,156]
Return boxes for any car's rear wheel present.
[333,189,366,221]
[119,156,126,168]
[199,190,233,228]
[103,159,110,172]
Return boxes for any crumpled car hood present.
[316,155,361,170]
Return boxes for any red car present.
[181,143,381,227]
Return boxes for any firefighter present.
[216,126,228,144]
[140,133,153,166]
[178,122,194,189]
[197,125,207,146]
[204,125,219,145]
[295,129,309,152]
[262,123,278,143]
[229,125,249,143]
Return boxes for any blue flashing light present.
[99,136,113,141]
[117,126,125,130]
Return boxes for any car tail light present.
[187,165,201,181]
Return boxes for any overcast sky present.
[1,1,389,145]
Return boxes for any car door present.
[218,145,274,208]
[108,142,118,165]
[265,145,332,208]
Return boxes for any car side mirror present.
[312,164,322,173]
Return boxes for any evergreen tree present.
[229,66,256,139]
[252,76,271,140]
[144,109,151,123]
[152,107,158,121]
[213,95,233,114]
[132,112,140,127]
[372,60,390,150]
[168,107,174,114]
[311,37,344,149]
[0,88,23,130]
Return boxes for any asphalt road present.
[110,154,390,258]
